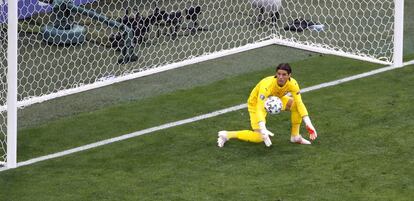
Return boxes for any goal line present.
[1,60,413,172]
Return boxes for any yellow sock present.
[226,131,239,139]
[291,124,300,137]
[227,130,263,143]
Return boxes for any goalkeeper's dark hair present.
[276,63,292,74]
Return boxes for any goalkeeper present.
[217,63,318,147]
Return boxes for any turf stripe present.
[1,60,413,171]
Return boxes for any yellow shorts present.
[248,95,292,130]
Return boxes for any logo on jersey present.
[260,94,265,100]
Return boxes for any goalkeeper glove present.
[303,116,317,140]
[258,121,274,147]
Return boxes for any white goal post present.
[0,0,404,168]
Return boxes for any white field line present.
[1,60,413,172]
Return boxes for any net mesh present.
[1,22,6,164]
[9,0,395,104]
[278,0,394,62]
[13,0,273,103]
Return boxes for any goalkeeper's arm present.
[290,86,318,141]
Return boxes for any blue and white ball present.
[264,96,283,114]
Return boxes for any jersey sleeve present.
[290,81,309,117]
[255,85,268,123]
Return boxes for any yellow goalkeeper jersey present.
[247,76,308,123]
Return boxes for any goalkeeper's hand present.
[258,122,274,147]
[303,116,317,140]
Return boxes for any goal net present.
[277,0,395,63]
[0,0,399,166]
[0,22,6,165]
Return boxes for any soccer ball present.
[264,96,283,114]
